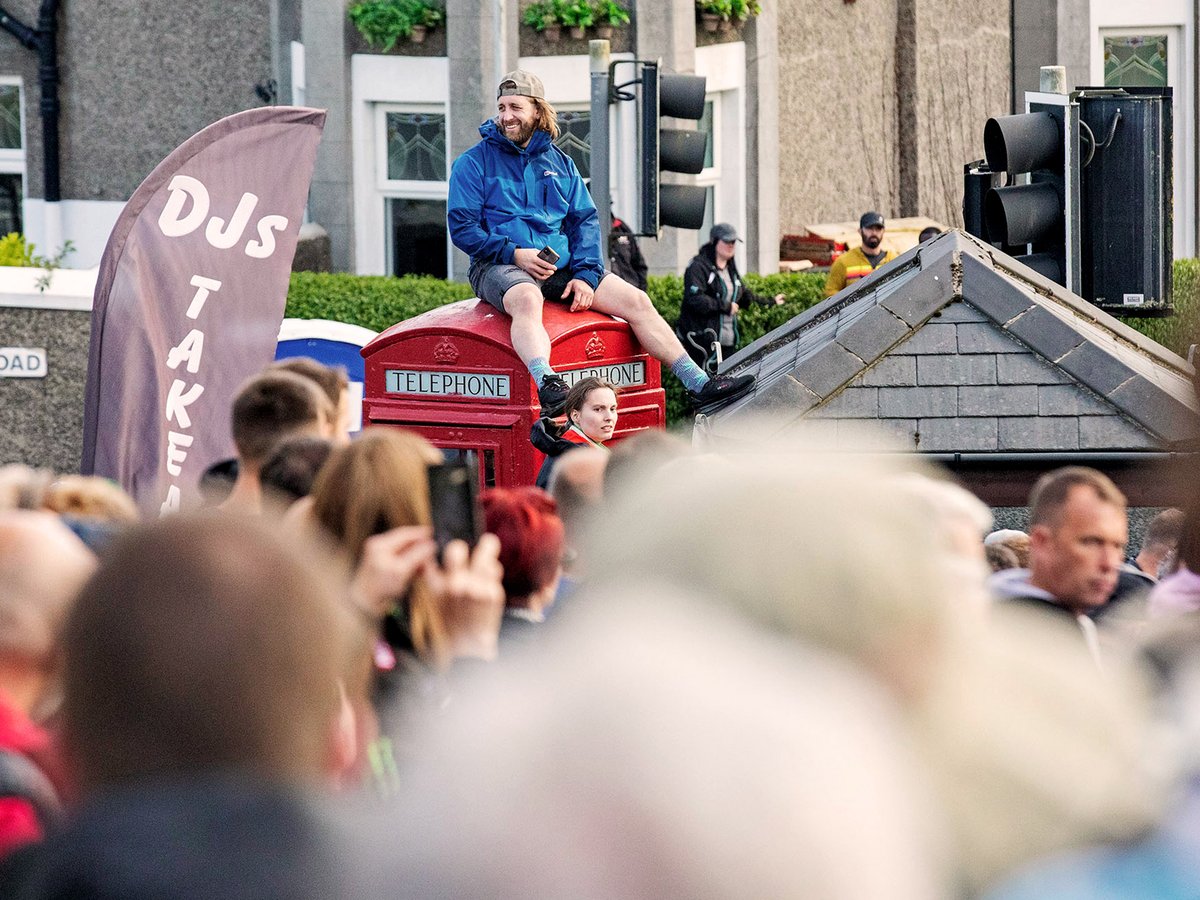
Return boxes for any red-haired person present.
[481,487,565,647]
[529,377,617,489]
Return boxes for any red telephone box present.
[361,299,665,487]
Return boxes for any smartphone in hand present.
[427,458,481,557]
[537,246,560,265]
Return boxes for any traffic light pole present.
[589,40,611,266]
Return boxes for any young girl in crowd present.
[530,377,618,489]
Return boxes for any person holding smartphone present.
[530,377,617,490]
[448,70,756,416]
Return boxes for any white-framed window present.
[0,79,25,237]
[1091,8,1195,258]
[696,98,720,239]
[376,104,449,278]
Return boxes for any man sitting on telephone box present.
[447,69,755,415]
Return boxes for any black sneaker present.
[537,374,570,415]
[689,372,756,410]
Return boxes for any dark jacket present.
[676,242,773,372]
[530,418,597,489]
[0,775,351,900]
[609,217,648,291]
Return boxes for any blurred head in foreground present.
[584,435,1165,891]
[352,589,950,900]
[60,514,359,795]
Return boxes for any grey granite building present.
[699,231,1199,505]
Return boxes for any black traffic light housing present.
[966,88,1173,316]
[638,61,708,234]
[981,95,1081,290]
[1076,87,1172,314]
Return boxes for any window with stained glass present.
[1104,35,1168,88]
[554,110,590,179]
[385,111,446,182]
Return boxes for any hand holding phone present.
[427,458,482,558]
[537,245,560,265]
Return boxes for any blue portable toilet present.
[275,319,377,436]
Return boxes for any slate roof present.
[703,231,1200,453]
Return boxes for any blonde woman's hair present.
[310,428,449,668]
[43,475,139,524]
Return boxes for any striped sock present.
[670,355,709,393]
[528,357,555,384]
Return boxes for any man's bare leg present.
[502,283,552,367]
[590,274,689,364]
[590,273,754,404]
[502,282,570,413]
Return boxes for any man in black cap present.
[447,69,755,414]
[823,211,897,298]
[676,223,785,373]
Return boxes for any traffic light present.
[979,94,1080,290]
[639,61,708,234]
[1077,87,1172,313]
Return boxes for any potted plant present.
[729,0,761,26]
[348,0,444,50]
[410,3,443,42]
[592,0,629,39]
[695,0,732,33]
[559,0,594,39]
[523,0,564,42]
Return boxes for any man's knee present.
[503,283,544,319]
[626,288,657,321]
[601,281,654,319]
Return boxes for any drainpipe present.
[0,1,61,248]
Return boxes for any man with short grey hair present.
[990,467,1129,665]
[447,70,754,414]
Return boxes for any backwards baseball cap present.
[497,70,545,100]
[859,211,885,229]
[710,223,740,243]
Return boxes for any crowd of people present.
[2,62,1199,899]
[2,347,1200,898]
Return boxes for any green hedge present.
[1127,259,1200,357]
[286,272,475,334]
[286,262,1200,427]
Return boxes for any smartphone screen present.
[427,458,481,555]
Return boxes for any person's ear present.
[569,409,580,425]
[1029,523,1052,552]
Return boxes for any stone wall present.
[912,0,1010,227]
[777,0,1008,232]
[0,0,275,201]
[0,307,89,473]
[777,0,902,229]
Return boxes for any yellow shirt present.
[823,245,898,298]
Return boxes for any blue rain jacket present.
[447,120,605,289]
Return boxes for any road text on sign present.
[0,347,47,378]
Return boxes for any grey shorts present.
[469,260,586,311]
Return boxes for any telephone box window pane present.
[1104,35,1168,88]
[482,449,496,488]
[386,112,446,181]
[0,87,20,150]
[553,111,590,180]
[388,198,447,278]
[0,173,22,235]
